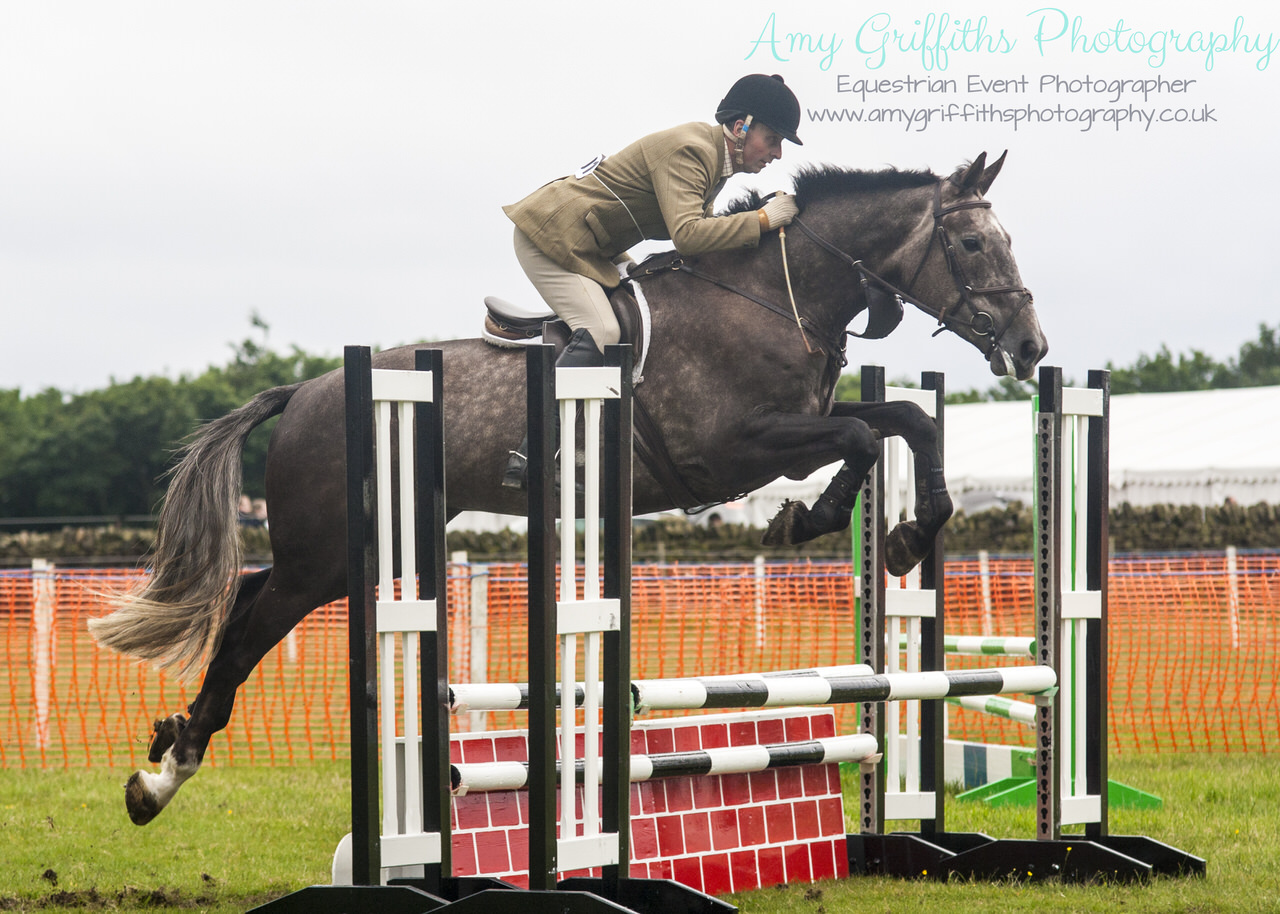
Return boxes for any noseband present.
[790,179,1034,358]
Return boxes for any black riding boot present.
[556,328,604,369]
[501,329,602,490]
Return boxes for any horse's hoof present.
[147,714,187,764]
[124,771,161,826]
[885,522,926,577]
[762,499,809,546]
[122,748,200,826]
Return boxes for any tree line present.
[1,323,1276,523]
[0,332,340,519]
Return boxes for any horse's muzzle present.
[990,330,1049,380]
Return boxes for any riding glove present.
[758,193,798,231]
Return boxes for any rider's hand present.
[758,193,798,231]
[612,251,635,279]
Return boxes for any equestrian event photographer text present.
[743,10,1278,71]
[811,75,1215,133]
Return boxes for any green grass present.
[0,763,350,913]
[1,754,1275,912]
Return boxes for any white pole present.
[32,559,55,755]
[1226,545,1241,650]
[559,395,577,840]
[396,401,422,837]
[463,556,490,733]
[978,549,994,637]
[582,397,602,836]
[753,555,766,650]
[375,400,399,840]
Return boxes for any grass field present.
[1,753,1275,913]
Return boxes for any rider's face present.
[737,122,784,174]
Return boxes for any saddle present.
[482,281,647,375]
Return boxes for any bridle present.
[788,178,1034,360]
[910,180,1035,350]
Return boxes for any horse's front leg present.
[722,412,880,548]
[761,460,869,548]
[832,399,953,575]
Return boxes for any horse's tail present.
[89,383,304,682]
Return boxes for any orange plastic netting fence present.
[2,553,1277,770]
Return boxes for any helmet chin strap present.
[724,115,753,169]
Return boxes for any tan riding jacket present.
[504,121,762,289]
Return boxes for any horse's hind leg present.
[124,569,334,825]
[136,568,271,762]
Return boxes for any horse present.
[89,151,1047,826]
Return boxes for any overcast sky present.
[3,1,1277,397]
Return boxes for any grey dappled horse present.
[90,152,1047,825]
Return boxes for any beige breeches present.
[513,227,620,347]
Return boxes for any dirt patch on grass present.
[0,886,276,910]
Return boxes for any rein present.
[777,226,815,355]
[632,257,849,360]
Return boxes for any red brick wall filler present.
[333,708,851,896]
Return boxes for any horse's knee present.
[853,421,878,455]
[839,421,879,471]
[888,401,938,447]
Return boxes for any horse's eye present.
[961,237,982,253]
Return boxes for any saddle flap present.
[607,283,644,368]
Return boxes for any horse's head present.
[786,154,1047,380]
[907,152,1048,380]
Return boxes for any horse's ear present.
[957,152,988,192]
[977,150,1007,196]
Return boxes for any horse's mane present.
[722,163,939,215]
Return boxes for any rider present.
[502,73,805,488]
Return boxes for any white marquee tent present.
[946,384,1280,512]
[687,384,1280,528]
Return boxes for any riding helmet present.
[715,74,803,145]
